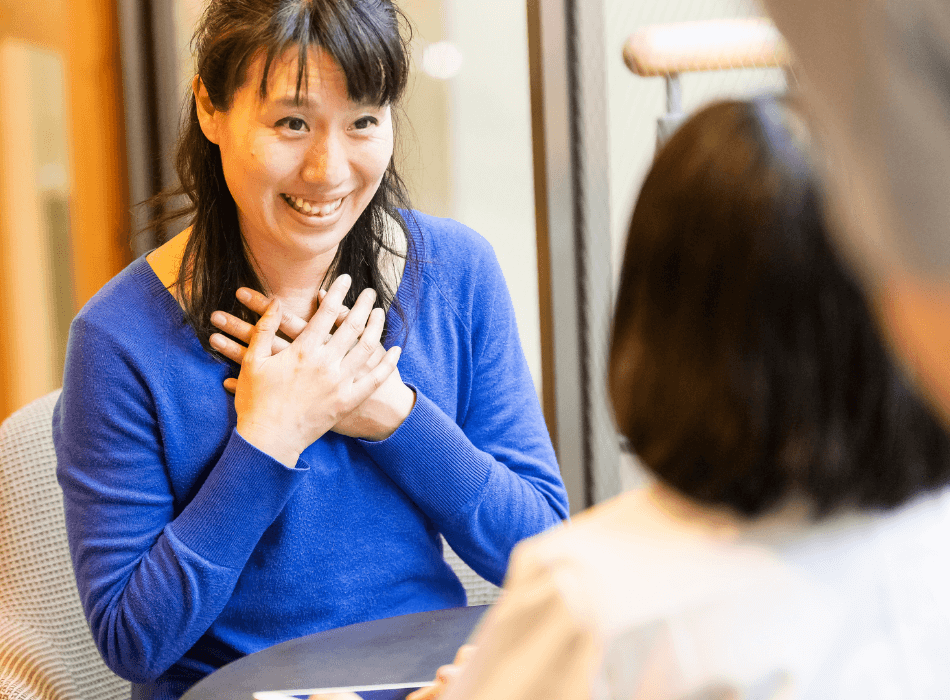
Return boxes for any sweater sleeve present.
[53,314,309,684]
[360,240,569,585]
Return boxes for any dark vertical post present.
[527,0,619,512]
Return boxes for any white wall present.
[401,0,542,399]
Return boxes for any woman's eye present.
[353,116,379,130]
[278,117,308,132]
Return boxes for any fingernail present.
[211,311,226,326]
[209,334,224,349]
[236,288,251,302]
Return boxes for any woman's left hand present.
[211,287,415,442]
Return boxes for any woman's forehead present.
[245,46,347,105]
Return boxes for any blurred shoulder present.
[506,488,798,635]
[509,489,660,574]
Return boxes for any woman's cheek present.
[251,133,301,179]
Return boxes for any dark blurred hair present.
[609,97,950,518]
[151,0,417,351]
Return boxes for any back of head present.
[609,97,950,519]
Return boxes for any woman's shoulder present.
[399,209,506,315]
[71,253,183,344]
[508,488,806,633]
[400,210,497,265]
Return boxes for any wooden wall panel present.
[0,0,66,52]
[0,42,58,419]
[0,0,128,419]
[64,0,131,311]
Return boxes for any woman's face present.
[195,48,394,271]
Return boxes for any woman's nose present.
[302,131,349,186]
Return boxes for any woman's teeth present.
[283,194,343,217]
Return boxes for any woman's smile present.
[281,193,345,219]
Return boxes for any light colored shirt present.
[446,483,950,699]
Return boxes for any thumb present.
[245,298,281,365]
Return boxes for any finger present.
[352,346,401,401]
[236,287,307,339]
[212,309,290,355]
[341,306,385,375]
[318,288,350,328]
[223,377,237,394]
[209,332,248,364]
[245,298,281,364]
[298,275,352,346]
[325,286,377,353]
[406,684,440,700]
[437,659,469,686]
[353,344,388,381]
[454,644,478,665]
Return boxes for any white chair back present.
[0,390,130,700]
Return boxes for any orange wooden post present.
[63,0,131,312]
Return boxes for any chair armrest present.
[0,613,63,700]
[0,676,41,700]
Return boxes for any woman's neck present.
[146,227,335,321]
[244,242,339,321]
[147,216,408,321]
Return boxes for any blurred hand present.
[406,645,478,700]
[211,285,415,443]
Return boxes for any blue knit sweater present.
[53,212,569,699]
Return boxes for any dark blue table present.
[180,606,489,700]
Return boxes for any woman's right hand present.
[405,645,478,700]
[223,274,401,466]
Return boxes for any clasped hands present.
[209,275,415,467]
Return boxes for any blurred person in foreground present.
[763,0,950,423]
[410,97,950,700]
[52,1,568,698]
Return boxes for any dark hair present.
[151,0,417,350]
[609,97,950,519]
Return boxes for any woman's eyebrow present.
[272,95,317,109]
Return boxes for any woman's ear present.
[193,75,220,145]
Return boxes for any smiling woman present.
[51,2,569,699]
[196,48,395,298]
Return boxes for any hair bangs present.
[250,0,409,107]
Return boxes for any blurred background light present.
[421,40,463,80]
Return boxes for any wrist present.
[364,383,416,442]
[236,420,302,468]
